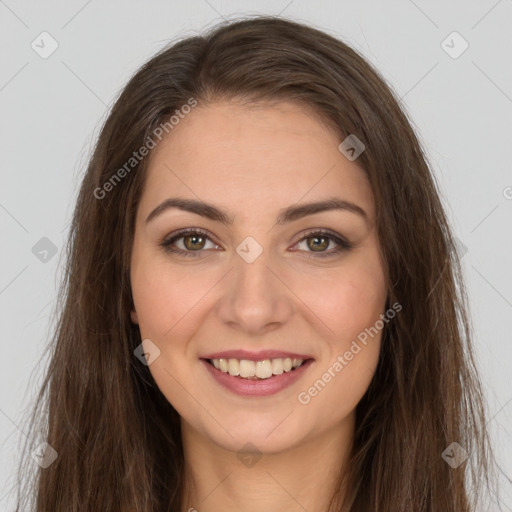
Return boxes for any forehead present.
[139,99,375,221]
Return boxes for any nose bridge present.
[217,238,293,334]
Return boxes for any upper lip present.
[201,350,314,361]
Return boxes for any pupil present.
[185,235,204,250]
[183,235,328,252]
[309,236,327,251]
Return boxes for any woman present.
[16,15,500,512]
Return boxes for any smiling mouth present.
[204,357,313,380]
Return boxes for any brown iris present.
[307,235,329,252]
[183,234,206,250]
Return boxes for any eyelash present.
[160,228,352,259]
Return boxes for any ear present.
[131,310,139,324]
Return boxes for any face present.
[130,99,388,454]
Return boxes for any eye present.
[292,229,352,258]
[160,228,352,258]
[160,228,220,257]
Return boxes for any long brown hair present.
[15,15,502,511]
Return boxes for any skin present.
[130,99,388,512]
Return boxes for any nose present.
[216,246,295,336]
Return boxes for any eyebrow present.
[145,197,368,226]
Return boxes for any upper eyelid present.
[165,228,219,246]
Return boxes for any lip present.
[201,358,314,397]
[201,350,313,361]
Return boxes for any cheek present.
[298,266,386,420]
[130,253,212,339]
[130,260,208,407]
[305,259,387,346]
[298,254,386,400]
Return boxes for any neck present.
[179,415,354,512]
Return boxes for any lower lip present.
[201,359,314,397]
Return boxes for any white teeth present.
[219,358,229,372]
[228,359,240,376]
[209,357,306,379]
[255,360,273,379]
[271,358,284,375]
[239,359,255,378]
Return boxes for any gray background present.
[1,0,511,510]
